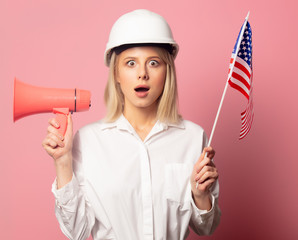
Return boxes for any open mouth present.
[134,87,150,92]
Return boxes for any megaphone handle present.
[53,108,70,136]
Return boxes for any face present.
[116,46,167,113]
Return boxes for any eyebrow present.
[122,55,161,61]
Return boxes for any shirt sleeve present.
[188,130,221,235]
[189,179,221,235]
[51,131,95,240]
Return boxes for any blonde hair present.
[104,47,181,124]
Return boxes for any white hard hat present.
[104,9,179,66]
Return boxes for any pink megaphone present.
[13,78,91,136]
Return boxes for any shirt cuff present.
[191,193,215,216]
[51,173,79,205]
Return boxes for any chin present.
[134,100,158,109]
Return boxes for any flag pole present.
[196,11,250,189]
[207,11,250,147]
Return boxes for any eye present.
[126,60,136,67]
[149,60,159,67]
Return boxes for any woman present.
[43,9,221,240]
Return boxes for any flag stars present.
[233,22,252,66]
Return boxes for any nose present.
[138,64,149,80]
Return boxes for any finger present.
[42,137,58,149]
[197,146,215,164]
[206,146,215,159]
[47,125,64,141]
[202,146,215,159]
[196,178,216,191]
[197,169,218,184]
[49,133,65,148]
[42,143,56,157]
[194,165,214,181]
[198,147,210,162]
[48,118,60,128]
[203,146,213,155]
[42,143,63,160]
[195,157,212,174]
[43,133,65,148]
[208,160,216,168]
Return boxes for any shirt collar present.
[100,114,185,132]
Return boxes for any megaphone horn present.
[13,78,91,136]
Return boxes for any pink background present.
[1,0,297,239]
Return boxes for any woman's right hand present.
[42,114,73,188]
[42,114,73,162]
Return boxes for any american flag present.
[228,21,254,139]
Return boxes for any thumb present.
[64,114,73,140]
[199,146,213,162]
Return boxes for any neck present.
[123,104,158,141]
[123,105,157,128]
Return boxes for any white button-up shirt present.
[52,115,221,240]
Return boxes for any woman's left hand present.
[190,146,219,210]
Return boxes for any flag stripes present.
[228,79,249,99]
[228,20,253,139]
[229,55,252,99]
[239,88,254,139]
